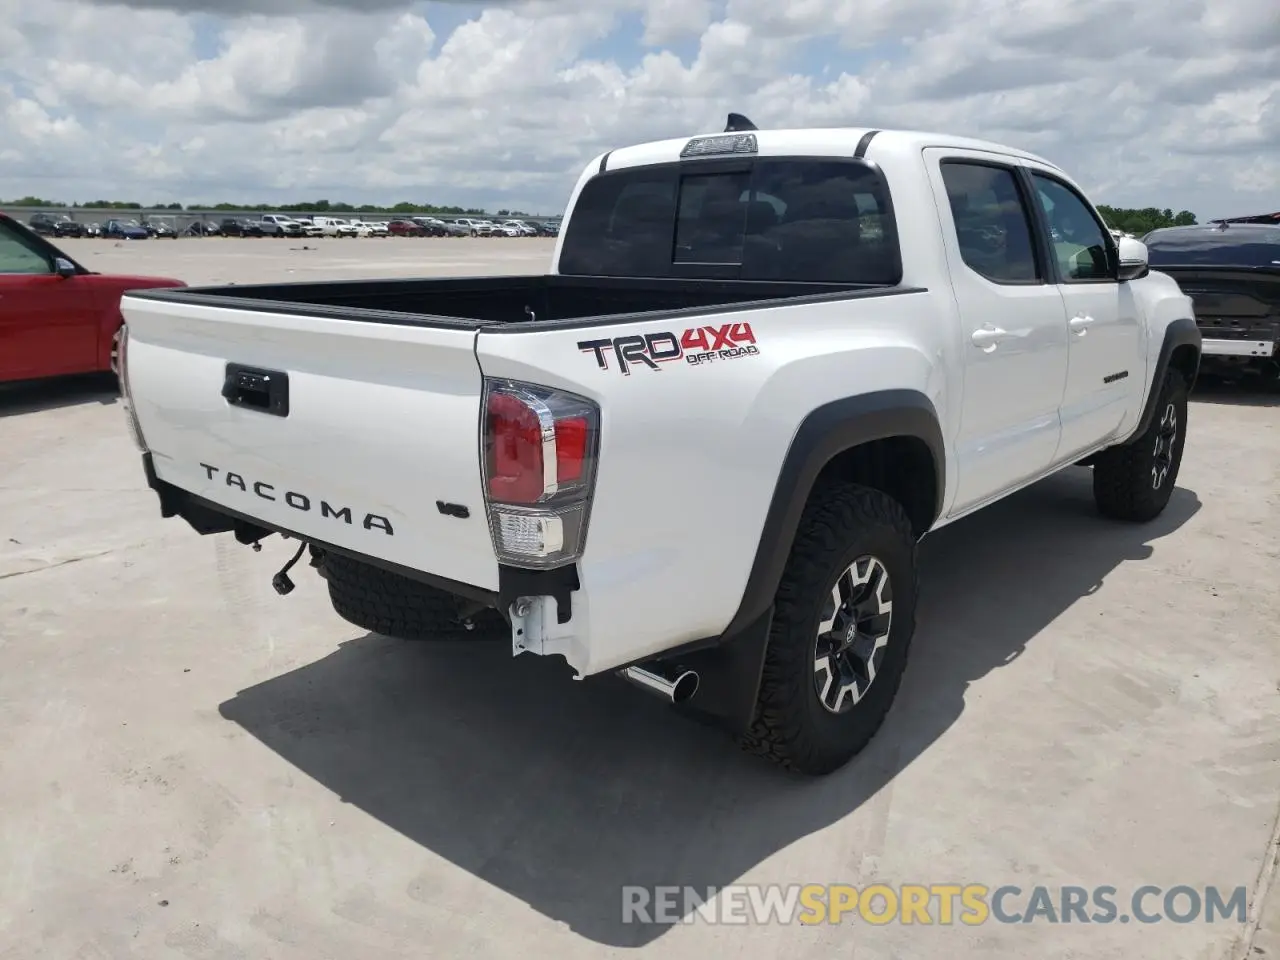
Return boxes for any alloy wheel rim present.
[1151,402,1177,490]
[813,556,894,715]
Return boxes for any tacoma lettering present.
[197,463,394,535]
[321,502,352,524]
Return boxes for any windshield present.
[1144,226,1280,268]
[558,158,901,283]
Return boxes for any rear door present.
[924,150,1070,516]
[1022,167,1144,460]
[122,295,500,589]
[0,218,99,380]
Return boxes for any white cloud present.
[0,0,1275,217]
[639,0,713,46]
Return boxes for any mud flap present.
[674,606,774,734]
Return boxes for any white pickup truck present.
[119,116,1201,775]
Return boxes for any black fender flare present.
[722,388,946,638]
[1132,317,1202,439]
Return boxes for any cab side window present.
[939,162,1040,284]
[0,221,53,275]
[1030,174,1114,281]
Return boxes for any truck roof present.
[600,126,1064,174]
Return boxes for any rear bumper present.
[138,451,770,733]
[1201,338,1276,358]
[140,452,497,607]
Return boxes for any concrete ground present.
[2,238,1279,960]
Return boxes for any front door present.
[924,150,1071,517]
[1023,169,1145,461]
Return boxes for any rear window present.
[1144,227,1280,268]
[558,159,901,284]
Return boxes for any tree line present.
[1,196,539,218]
[1096,205,1197,235]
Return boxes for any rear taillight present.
[117,323,148,452]
[482,379,599,569]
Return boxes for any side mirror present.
[53,257,78,278]
[1116,236,1149,281]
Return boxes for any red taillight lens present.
[554,416,588,484]
[482,379,599,569]
[484,387,598,505]
[486,392,545,504]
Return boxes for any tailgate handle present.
[222,364,289,417]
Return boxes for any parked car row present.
[206,214,561,239]
[27,213,181,240]
[26,211,562,241]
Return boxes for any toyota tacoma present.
[117,116,1201,774]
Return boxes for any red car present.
[386,219,425,237]
[0,212,185,383]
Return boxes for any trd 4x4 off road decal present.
[577,322,759,375]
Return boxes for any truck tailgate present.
[121,296,499,590]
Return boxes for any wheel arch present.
[720,388,945,641]
[654,389,943,734]
[99,305,126,373]
[1133,316,1201,440]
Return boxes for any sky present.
[0,0,1276,218]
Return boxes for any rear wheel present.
[738,483,918,775]
[1092,369,1188,521]
[323,552,506,641]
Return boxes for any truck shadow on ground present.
[219,468,1200,947]
[0,374,118,418]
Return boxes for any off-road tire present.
[323,552,506,641]
[738,483,919,776]
[1092,369,1188,522]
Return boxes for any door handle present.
[1069,315,1095,335]
[970,325,1009,352]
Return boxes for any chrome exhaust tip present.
[619,664,700,704]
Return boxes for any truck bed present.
[125,273,892,329]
